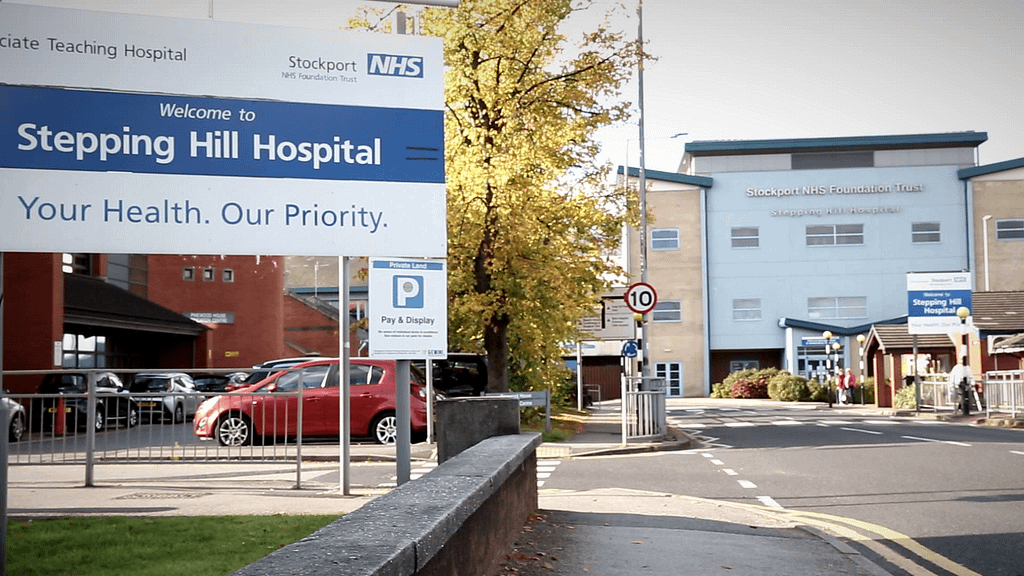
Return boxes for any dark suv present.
[36,372,140,432]
[415,353,488,397]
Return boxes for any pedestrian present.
[844,368,857,404]
[835,369,847,405]
[947,362,971,413]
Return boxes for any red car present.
[193,358,429,446]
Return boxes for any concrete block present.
[436,397,520,463]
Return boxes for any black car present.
[35,372,140,432]
[415,353,488,397]
[192,372,249,396]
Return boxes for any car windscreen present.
[130,377,172,392]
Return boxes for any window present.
[912,222,941,243]
[655,362,683,396]
[61,333,108,369]
[651,228,679,251]
[107,254,148,297]
[806,224,863,246]
[733,299,762,321]
[202,267,215,282]
[791,151,873,170]
[808,296,867,319]
[996,219,1024,240]
[222,269,235,283]
[652,300,681,322]
[731,227,759,248]
[62,253,93,275]
[182,267,195,281]
[730,360,760,373]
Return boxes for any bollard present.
[53,397,66,436]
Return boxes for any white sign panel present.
[368,258,447,359]
[0,4,445,257]
[577,298,634,340]
[907,272,972,335]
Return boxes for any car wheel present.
[9,412,25,442]
[93,405,105,431]
[216,413,253,446]
[127,404,140,428]
[173,403,185,424]
[371,412,397,445]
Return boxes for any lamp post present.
[832,341,843,404]
[957,306,971,415]
[822,330,833,407]
[857,334,866,405]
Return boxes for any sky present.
[16,0,1024,174]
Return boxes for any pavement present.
[6,398,1020,574]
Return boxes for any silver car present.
[4,393,26,442]
[129,372,202,424]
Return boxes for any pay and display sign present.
[368,259,447,359]
[0,3,445,258]
[907,272,972,335]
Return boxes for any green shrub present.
[767,372,812,402]
[710,382,731,398]
[894,382,916,409]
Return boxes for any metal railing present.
[2,368,325,487]
[983,370,1023,419]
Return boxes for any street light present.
[832,341,843,404]
[822,330,833,407]
[857,334,866,405]
[957,306,971,415]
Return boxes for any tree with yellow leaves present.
[355,0,638,393]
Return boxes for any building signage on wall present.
[183,311,236,325]
[906,272,972,335]
[0,3,445,258]
[577,297,635,340]
[367,258,447,359]
[746,183,925,198]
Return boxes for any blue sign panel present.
[1,85,444,183]
[622,340,639,358]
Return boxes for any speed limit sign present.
[624,282,658,314]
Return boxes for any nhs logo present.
[394,275,424,308]
[368,53,424,78]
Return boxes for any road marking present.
[722,468,738,476]
[818,420,852,425]
[841,427,883,435]
[772,420,803,426]
[675,423,707,429]
[903,435,971,447]
[738,480,757,489]
[537,459,561,487]
[725,422,757,427]
[710,459,724,465]
[701,452,715,458]
[757,496,783,509]
[864,420,897,425]
[1012,451,1024,456]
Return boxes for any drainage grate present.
[115,492,212,500]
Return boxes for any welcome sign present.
[0,4,445,257]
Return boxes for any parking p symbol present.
[394,275,423,308]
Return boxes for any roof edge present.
[686,132,988,156]
[778,316,907,336]
[958,157,1024,180]
[618,166,713,187]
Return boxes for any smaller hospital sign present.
[907,272,972,335]
[368,258,447,359]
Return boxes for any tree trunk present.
[484,314,510,393]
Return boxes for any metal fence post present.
[85,371,97,487]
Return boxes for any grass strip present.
[7,514,338,576]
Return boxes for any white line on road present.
[757,496,783,509]
[738,480,757,489]
[725,422,757,427]
[701,452,715,458]
[772,420,803,426]
[818,420,852,425]
[864,420,897,425]
[903,435,971,447]
[841,427,883,435]
[710,459,724,465]
[1012,451,1024,456]
[723,469,738,476]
